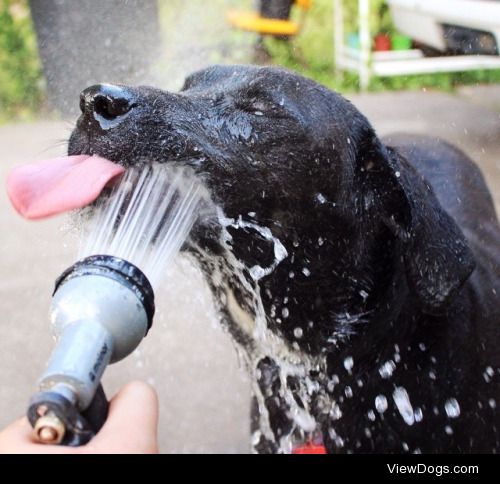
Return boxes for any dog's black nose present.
[80,84,135,123]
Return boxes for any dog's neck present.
[262,216,409,354]
[192,202,411,358]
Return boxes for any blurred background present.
[0,0,499,453]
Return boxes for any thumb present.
[85,381,159,454]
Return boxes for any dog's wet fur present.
[69,65,500,453]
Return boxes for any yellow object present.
[226,0,312,37]
[227,10,299,36]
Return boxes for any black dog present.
[69,65,500,453]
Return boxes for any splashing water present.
[393,387,415,426]
[77,162,213,288]
[72,159,327,453]
[444,398,461,418]
[188,208,333,453]
[74,159,331,453]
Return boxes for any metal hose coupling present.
[27,255,155,446]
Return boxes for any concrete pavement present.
[0,85,498,453]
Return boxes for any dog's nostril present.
[80,84,136,123]
[93,94,132,120]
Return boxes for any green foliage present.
[264,0,500,93]
[0,0,43,122]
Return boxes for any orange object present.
[295,0,312,9]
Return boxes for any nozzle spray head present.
[28,255,155,445]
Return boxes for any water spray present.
[26,163,212,445]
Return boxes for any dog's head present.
[69,65,365,218]
[68,65,474,353]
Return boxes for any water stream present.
[75,162,331,453]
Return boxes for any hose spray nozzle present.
[27,255,155,446]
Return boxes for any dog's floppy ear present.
[360,139,475,314]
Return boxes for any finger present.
[87,381,159,454]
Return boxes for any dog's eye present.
[240,99,273,116]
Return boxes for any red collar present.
[292,442,327,454]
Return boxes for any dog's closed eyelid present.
[237,97,279,115]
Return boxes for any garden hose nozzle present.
[27,255,155,446]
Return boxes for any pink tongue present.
[6,155,125,220]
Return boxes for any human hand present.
[0,381,159,454]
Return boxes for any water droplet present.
[318,237,324,246]
[359,289,369,301]
[344,356,354,373]
[395,171,401,178]
[445,425,453,435]
[429,370,436,380]
[289,271,295,278]
[254,111,264,116]
[379,360,396,379]
[393,387,415,426]
[282,307,289,318]
[419,342,426,351]
[367,410,376,421]
[489,399,497,409]
[316,193,327,204]
[293,327,303,338]
[444,398,461,418]
[375,395,388,413]
[334,436,344,447]
[364,428,372,439]
[402,442,409,452]
[251,430,262,446]
[484,366,495,382]
[302,267,311,277]
[414,407,423,422]
[330,403,342,420]
[345,386,353,398]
